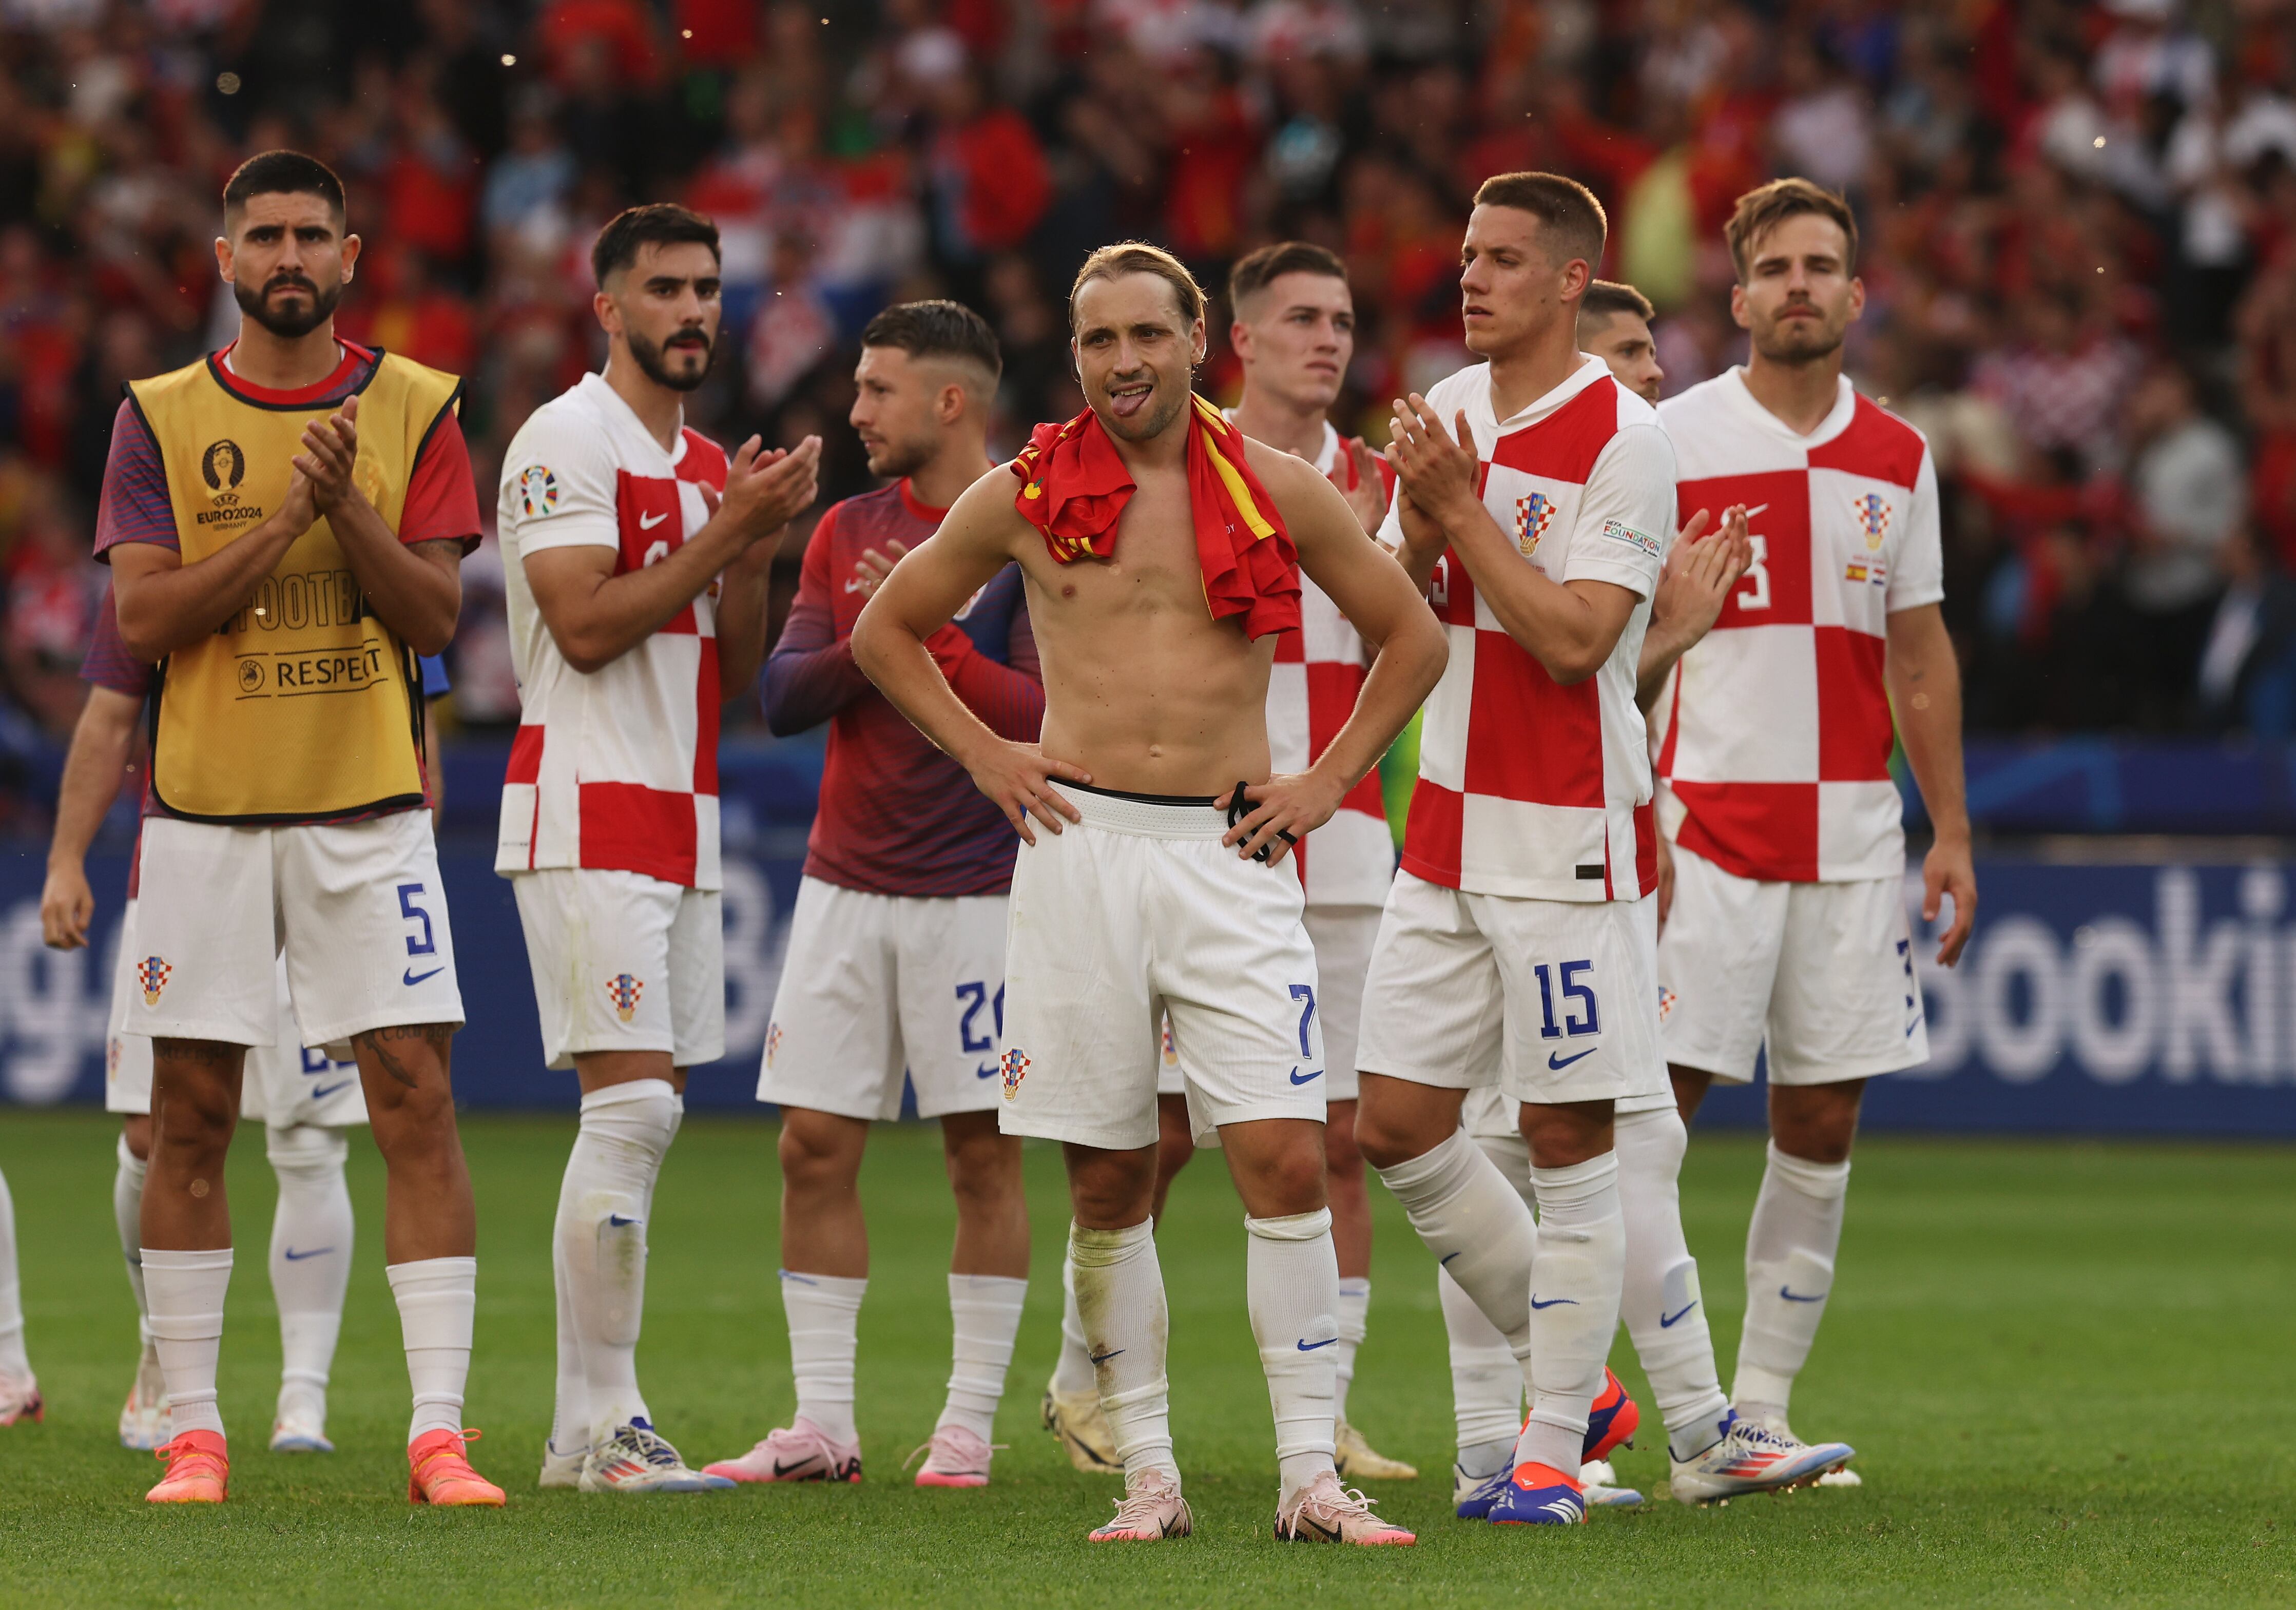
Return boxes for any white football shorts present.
[758,876,1008,1121]
[108,899,367,1127]
[1656,842,1928,1085]
[126,811,464,1050]
[513,867,724,1071]
[1159,899,1379,1117]
[1357,870,1669,1111]
[999,783,1327,1152]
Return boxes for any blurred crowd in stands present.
[4,0,2296,835]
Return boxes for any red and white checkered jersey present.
[1653,370,1943,883]
[493,372,731,890]
[1377,355,1674,902]
[1266,422,1395,908]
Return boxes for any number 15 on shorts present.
[1532,961,1598,1040]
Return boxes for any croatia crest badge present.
[604,973,644,1023]
[136,956,172,1006]
[999,1046,1030,1099]
[1513,490,1555,558]
[1852,491,1891,551]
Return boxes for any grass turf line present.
[0,1110,2288,1607]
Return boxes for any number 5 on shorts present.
[1288,983,1317,1057]
[397,882,436,957]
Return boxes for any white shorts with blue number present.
[126,811,464,1051]
[107,898,368,1127]
[759,876,1007,1121]
[1357,870,1669,1111]
[999,784,1327,1153]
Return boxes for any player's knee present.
[778,1111,862,1192]
[1323,1109,1365,1179]
[945,1132,1023,1207]
[1770,1082,1862,1163]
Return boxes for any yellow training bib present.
[126,350,462,823]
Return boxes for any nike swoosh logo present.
[1288,1066,1323,1085]
[772,1458,817,1476]
[1529,1295,1578,1310]
[1743,503,1770,519]
[1440,1252,1461,1266]
[843,577,864,592]
[1296,1337,1338,1351]
[639,510,669,530]
[403,966,445,986]
[1547,1047,1596,1070]
[282,1246,333,1261]
[608,1214,638,1227]
[311,1079,355,1101]
[1089,1349,1125,1365]
[974,1064,996,1080]
[1660,1301,1697,1328]
[1780,1287,1826,1303]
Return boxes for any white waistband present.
[1052,782,1230,841]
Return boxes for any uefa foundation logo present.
[999,1046,1030,1099]
[136,956,172,1006]
[604,973,644,1023]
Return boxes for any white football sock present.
[0,1168,25,1378]
[1438,1265,1520,1473]
[1513,1152,1626,1475]
[1245,1208,1340,1496]
[1734,1141,1851,1416]
[938,1273,1028,1441]
[388,1256,476,1443]
[548,1233,588,1457]
[1069,1219,1177,1483]
[1614,1109,1731,1458]
[553,1080,677,1444]
[113,1136,151,1344]
[266,1124,352,1425]
[1332,1277,1369,1424]
[143,1247,232,1439]
[1052,1256,1097,1395]
[781,1269,865,1445]
[1375,1129,1538,1391]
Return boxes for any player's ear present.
[1728,282,1751,332]
[593,288,620,337]
[214,235,233,284]
[340,233,361,283]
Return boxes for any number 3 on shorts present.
[397,882,436,957]
[1288,983,1317,1057]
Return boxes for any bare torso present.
[1000,451,1277,795]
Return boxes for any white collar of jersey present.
[579,369,690,468]
[1477,350,1611,434]
[1219,405,1345,476]
[1722,365,1859,449]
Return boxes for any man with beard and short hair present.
[99,149,496,1506]
[852,242,1446,1546]
[707,300,1046,1492]
[1654,179,1976,1490]
[496,203,821,1493]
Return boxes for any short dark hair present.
[1578,280,1654,324]
[1473,171,1607,272]
[1227,241,1349,315]
[222,150,345,225]
[591,204,721,289]
[861,299,1002,385]
[1724,178,1858,283]
[1069,240,1206,333]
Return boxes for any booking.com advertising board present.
[2,846,2295,1136]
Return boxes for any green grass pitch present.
[0,1109,2289,1607]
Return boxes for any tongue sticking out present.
[1109,382,1152,420]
